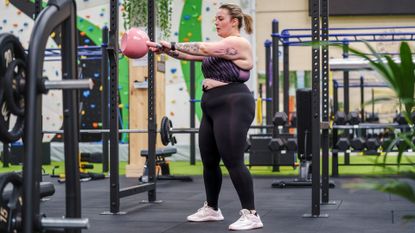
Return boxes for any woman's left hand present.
[159,41,171,50]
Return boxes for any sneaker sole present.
[228,223,263,231]
[187,216,224,222]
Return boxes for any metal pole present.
[190,61,196,165]
[2,141,9,168]
[34,0,42,19]
[343,41,350,165]
[264,40,272,134]
[62,2,81,232]
[360,76,365,122]
[272,19,280,117]
[321,0,330,205]
[332,80,339,177]
[101,26,109,173]
[309,0,321,217]
[147,0,157,202]
[283,42,289,133]
[109,0,121,213]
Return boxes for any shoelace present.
[197,205,210,215]
[237,211,249,222]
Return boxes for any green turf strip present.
[1,154,414,177]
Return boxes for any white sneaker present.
[228,209,264,231]
[187,202,224,222]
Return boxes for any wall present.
[255,0,415,118]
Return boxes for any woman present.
[147,3,263,231]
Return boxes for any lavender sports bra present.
[201,56,250,83]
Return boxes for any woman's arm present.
[161,36,249,60]
[147,41,204,61]
[164,50,205,61]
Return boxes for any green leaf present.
[347,46,396,90]
[375,181,415,204]
[402,215,415,222]
[399,42,415,113]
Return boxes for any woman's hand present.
[146,41,167,54]
[159,41,171,50]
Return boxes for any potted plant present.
[122,0,172,39]
[345,41,415,221]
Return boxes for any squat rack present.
[270,1,415,216]
[104,0,158,215]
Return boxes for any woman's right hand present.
[146,41,168,54]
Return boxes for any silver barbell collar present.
[43,78,94,90]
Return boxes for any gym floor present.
[41,176,415,233]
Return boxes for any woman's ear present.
[231,18,239,28]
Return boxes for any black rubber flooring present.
[40,175,415,233]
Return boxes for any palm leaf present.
[346,46,396,89]
[374,181,415,204]
[398,42,415,114]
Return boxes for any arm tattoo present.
[213,48,238,56]
[166,50,180,58]
[176,42,202,55]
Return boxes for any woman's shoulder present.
[223,36,250,45]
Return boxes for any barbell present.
[44,116,276,146]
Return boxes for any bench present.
[140,147,192,182]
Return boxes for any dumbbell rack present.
[332,123,415,176]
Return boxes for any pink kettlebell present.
[120,27,149,59]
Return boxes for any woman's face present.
[215,8,238,38]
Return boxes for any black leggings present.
[199,83,255,210]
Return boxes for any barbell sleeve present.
[43,78,94,90]
[41,217,90,229]
[169,128,199,133]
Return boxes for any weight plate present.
[160,116,170,146]
[3,59,26,116]
[0,172,23,233]
[0,33,26,143]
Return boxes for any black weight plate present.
[0,33,26,77]
[167,118,176,146]
[160,116,170,146]
[0,172,23,232]
[3,59,26,116]
[0,33,26,143]
[0,87,24,143]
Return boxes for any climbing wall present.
[1,0,130,142]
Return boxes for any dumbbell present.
[366,112,379,123]
[334,111,347,125]
[347,111,361,125]
[350,137,366,151]
[286,138,297,151]
[273,112,288,126]
[396,138,411,151]
[290,112,297,127]
[366,138,380,151]
[268,138,286,151]
[268,137,297,151]
[381,135,395,152]
[336,137,350,151]
[393,113,408,125]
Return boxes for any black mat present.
[40,175,415,233]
